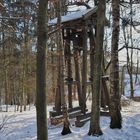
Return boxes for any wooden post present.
[65,29,73,108]
[56,0,71,135]
[73,39,83,108]
[54,34,62,113]
[102,78,110,107]
[89,28,95,81]
[89,28,95,104]
[81,26,88,113]
[55,80,61,113]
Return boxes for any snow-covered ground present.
[0,73,140,140]
[0,99,140,140]
[124,74,140,97]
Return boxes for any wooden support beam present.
[75,111,109,127]
[73,44,83,109]
[50,107,88,125]
[50,106,82,117]
[81,26,88,113]
[65,29,73,108]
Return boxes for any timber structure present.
[48,6,110,126]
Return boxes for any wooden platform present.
[125,96,140,102]
[50,106,82,117]
[75,111,110,127]
[49,106,88,125]
[131,96,140,101]
[49,106,109,127]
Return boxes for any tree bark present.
[129,0,134,98]
[73,48,83,107]
[109,0,122,129]
[88,0,105,136]
[89,27,95,105]
[94,0,98,6]
[135,51,139,84]
[65,30,73,108]
[56,0,71,135]
[81,26,88,114]
[36,0,48,139]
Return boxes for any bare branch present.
[0,3,4,8]
[119,45,140,52]
[120,0,140,4]
[133,25,140,33]
[0,115,15,131]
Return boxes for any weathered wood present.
[129,96,140,101]
[81,26,88,114]
[55,85,61,113]
[89,28,95,82]
[48,4,110,130]
[83,7,97,20]
[50,107,88,125]
[102,78,110,106]
[76,111,109,121]
[65,80,92,85]
[73,46,83,108]
[65,29,73,108]
[50,106,82,117]
[49,7,97,26]
[75,111,109,127]
[75,118,90,127]
[88,0,106,136]
[50,111,81,125]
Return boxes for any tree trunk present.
[65,30,73,108]
[109,0,122,129]
[2,33,9,112]
[94,0,98,6]
[4,67,9,112]
[36,0,48,139]
[0,88,2,111]
[88,0,105,136]
[129,0,134,98]
[73,48,83,107]
[56,0,71,135]
[61,0,67,15]
[89,27,95,105]
[135,52,139,84]
[121,65,125,96]
[55,79,61,112]
[122,9,134,98]
[23,27,29,111]
[81,26,88,114]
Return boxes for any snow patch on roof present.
[48,7,97,25]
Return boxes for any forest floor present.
[0,99,140,140]
[1,75,140,140]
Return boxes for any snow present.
[1,99,140,140]
[1,73,140,140]
[124,74,140,97]
[48,7,97,25]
